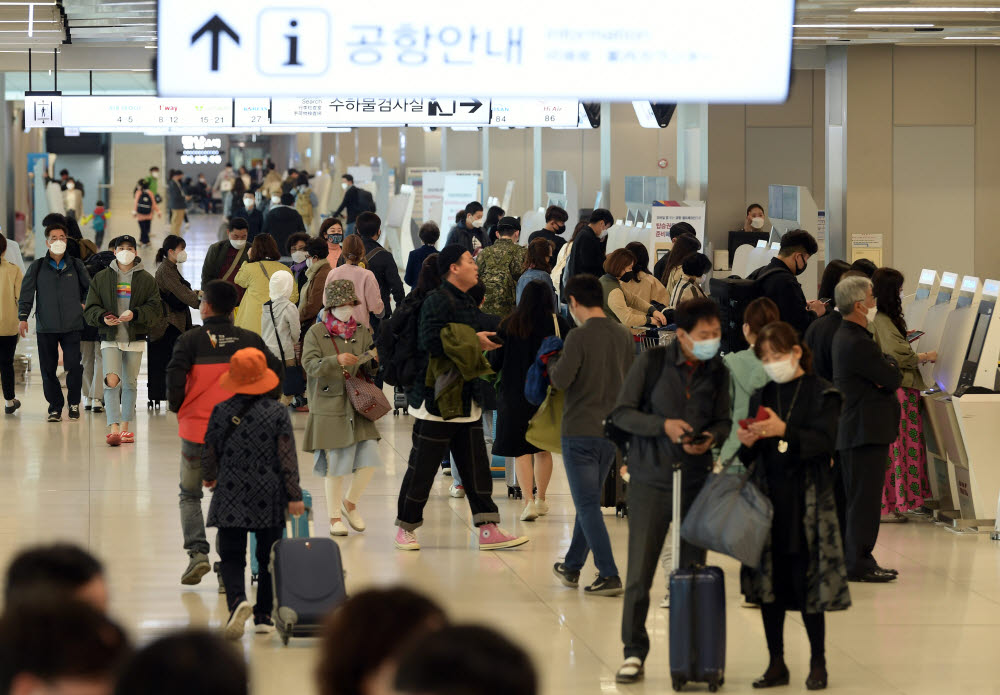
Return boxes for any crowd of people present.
[0,188,939,691]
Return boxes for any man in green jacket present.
[83,234,161,446]
[475,217,525,318]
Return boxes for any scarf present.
[323,310,358,341]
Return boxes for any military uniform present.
[476,238,526,318]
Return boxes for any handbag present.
[526,315,564,454]
[679,460,774,569]
[267,302,306,397]
[328,327,391,421]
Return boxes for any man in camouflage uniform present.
[475,216,526,318]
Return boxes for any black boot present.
[752,662,790,689]
[806,661,827,690]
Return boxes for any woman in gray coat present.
[148,235,200,408]
[302,279,381,538]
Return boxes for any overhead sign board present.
[490,99,578,127]
[157,0,793,102]
[60,97,233,129]
[234,98,270,127]
[270,97,488,126]
[25,93,63,128]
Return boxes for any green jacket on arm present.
[83,265,162,342]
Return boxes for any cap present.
[497,216,521,232]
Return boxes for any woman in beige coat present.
[0,233,23,414]
[302,279,381,538]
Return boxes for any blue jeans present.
[101,347,143,427]
[561,436,619,578]
[346,222,356,236]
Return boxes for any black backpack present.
[376,293,423,388]
[709,266,786,353]
[358,188,376,213]
[136,191,153,215]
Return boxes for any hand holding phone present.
[739,405,769,430]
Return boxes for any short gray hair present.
[835,275,871,315]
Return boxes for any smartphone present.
[682,432,711,446]
[906,330,925,343]
[739,405,769,430]
[488,333,505,346]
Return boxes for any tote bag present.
[525,315,564,454]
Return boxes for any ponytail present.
[157,234,185,264]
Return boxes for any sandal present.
[120,432,135,444]
[106,432,122,447]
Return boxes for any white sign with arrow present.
[157,0,794,102]
[270,97,489,126]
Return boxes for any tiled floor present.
[4,216,1000,694]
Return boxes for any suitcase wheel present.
[280,631,289,646]
[671,677,685,692]
[250,573,258,585]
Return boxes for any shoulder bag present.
[525,315,565,454]
[327,326,391,421]
[268,301,306,397]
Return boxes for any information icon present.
[256,8,330,77]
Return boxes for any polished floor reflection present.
[2,216,999,694]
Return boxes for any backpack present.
[92,213,106,233]
[357,188,376,213]
[375,293,424,388]
[84,250,115,279]
[359,246,386,271]
[709,266,786,353]
[136,192,153,216]
[295,188,314,226]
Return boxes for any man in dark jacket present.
[394,244,527,552]
[444,201,487,256]
[233,190,263,242]
[333,174,364,235]
[566,208,613,281]
[748,229,827,336]
[832,274,902,583]
[527,205,569,256]
[607,296,731,684]
[18,224,90,421]
[165,280,281,587]
[201,218,249,300]
[262,193,306,254]
[347,212,405,326]
[651,222,697,281]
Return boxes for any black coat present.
[803,310,842,382]
[488,313,571,456]
[566,226,606,280]
[749,257,817,336]
[832,319,902,450]
[527,229,567,256]
[18,254,90,333]
[233,207,263,242]
[262,205,306,254]
[334,186,362,223]
[445,223,487,256]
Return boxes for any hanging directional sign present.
[490,99,578,128]
[60,97,233,129]
[270,97,489,126]
[157,0,793,102]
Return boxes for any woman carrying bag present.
[301,280,382,538]
[234,234,298,335]
[262,270,305,407]
[149,235,200,409]
[735,321,850,691]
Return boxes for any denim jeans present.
[222,191,233,217]
[346,222,356,236]
[101,347,143,427]
[561,436,619,578]
[179,438,210,557]
[80,341,103,403]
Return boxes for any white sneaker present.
[520,500,539,522]
[449,484,466,498]
[329,520,348,536]
[535,498,549,516]
[341,502,365,532]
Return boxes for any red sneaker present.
[106,433,121,447]
[120,432,135,444]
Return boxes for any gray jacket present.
[167,178,187,211]
[18,254,90,333]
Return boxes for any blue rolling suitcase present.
[270,534,347,646]
[668,465,726,692]
[250,490,312,584]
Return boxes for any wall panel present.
[975,48,1000,283]
[894,47,975,126]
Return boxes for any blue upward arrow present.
[191,15,240,72]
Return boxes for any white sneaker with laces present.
[520,500,539,522]
[449,484,466,498]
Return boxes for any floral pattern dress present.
[882,387,931,514]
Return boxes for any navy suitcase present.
[270,534,347,646]
[250,490,312,584]
[668,465,726,692]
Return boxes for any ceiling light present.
[793,23,933,28]
[855,6,1000,12]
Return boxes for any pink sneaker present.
[478,523,529,550]
[394,527,420,551]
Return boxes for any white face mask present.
[470,217,484,228]
[49,239,67,255]
[175,250,188,264]
[750,216,765,230]
[291,250,308,264]
[763,356,799,384]
[244,198,255,209]
[230,238,247,249]
[116,249,136,266]
[341,182,349,191]
[271,195,281,205]
[866,306,878,323]
[332,305,354,321]
[152,172,159,179]
[66,182,75,190]
[306,257,314,268]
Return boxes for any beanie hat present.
[268,269,294,301]
[436,244,467,276]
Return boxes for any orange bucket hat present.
[219,347,279,395]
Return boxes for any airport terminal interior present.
[1,1,1000,694]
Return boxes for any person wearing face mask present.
[262,270,304,408]
[166,280,281,587]
[286,232,312,289]
[213,163,236,217]
[233,234,299,336]
[299,237,333,328]
[620,242,669,311]
[868,268,935,522]
[148,235,201,410]
[475,216,525,317]
[599,249,667,329]
[0,232,24,416]
[325,234,384,330]
[261,192,307,255]
[831,275,902,584]
[167,169,192,238]
[528,205,570,256]
[333,174,364,235]
[192,173,211,213]
[667,252,712,310]
[302,280,384,537]
[133,178,162,247]
[233,189,263,242]
[445,201,488,257]
[62,177,84,220]
[201,218,250,302]
[607,297,731,684]
[736,321,850,692]
[565,208,614,282]
[292,171,319,232]
[83,235,160,446]
[320,217,345,267]
[17,224,91,422]
[745,203,768,233]
[749,229,826,336]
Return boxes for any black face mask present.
[554,223,566,234]
[794,255,808,276]
[329,233,344,245]
[620,271,638,283]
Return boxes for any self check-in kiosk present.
[914,272,960,386]
[903,268,939,333]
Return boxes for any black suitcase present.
[668,464,726,692]
[269,535,347,646]
[393,385,409,416]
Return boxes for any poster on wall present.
[406,166,439,224]
[441,175,481,238]
[852,233,883,266]
[422,171,446,225]
[651,201,706,254]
